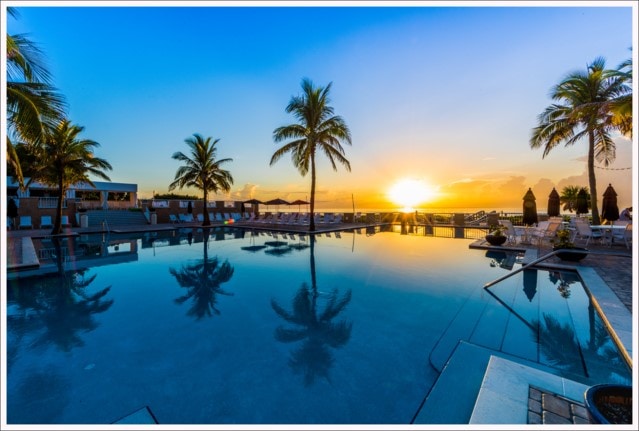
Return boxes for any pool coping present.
[469,355,591,424]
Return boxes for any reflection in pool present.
[6,227,631,424]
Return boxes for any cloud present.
[230,183,259,200]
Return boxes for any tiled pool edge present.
[469,356,590,424]
[576,266,633,366]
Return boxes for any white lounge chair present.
[573,219,603,246]
[531,220,561,246]
[19,215,32,229]
[498,220,522,244]
[611,221,632,249]
[40,215,53,229]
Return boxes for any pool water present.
[5,227,631,424]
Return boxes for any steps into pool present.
[112,405,159,424]
[414,341,586,424]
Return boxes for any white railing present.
[38,197,66,209]
[152,200,169,208]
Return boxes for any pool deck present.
[5,222,635,425]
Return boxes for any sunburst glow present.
[388,179,437,211]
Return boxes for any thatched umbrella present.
[288,199,310,212]
[547,188,560,217]
[265,198,290,212]
[576,187,589,216]
[601,184,619,222]
[522,188,538,226]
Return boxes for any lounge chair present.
[19,215,32,229]
[169,214,179,224]
[531,220,561,246]
[197,213,204,222]
[40,215,53,229]
[498,220,521,244]
[611,222,632,249]
[573,218,603,246]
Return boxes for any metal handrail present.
[483,248,631,289]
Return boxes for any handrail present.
[102,218,110,234]
[483,248,632,289]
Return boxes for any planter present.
[584,384,632,424]
[485,234,507,246]
[553,246,588,262]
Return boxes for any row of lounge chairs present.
[168,212,344,225]
[11,215,71,230]
[497,217,632,249]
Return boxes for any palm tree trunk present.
[202,189,210,226]
[52,179,64,235]
[587,131,600,225]
[309,151,316,231]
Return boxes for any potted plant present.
[552,229,588,261]
[485,224,508,246]
[584,384,632,424]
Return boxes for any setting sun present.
[387,179,437,211]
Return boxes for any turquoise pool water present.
[6,227,631,424]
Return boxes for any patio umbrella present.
[547,188,560,217]
[187,201,193,215]
[522,188,538,226]
[601,183,619,222]
[289,199,310,212]
[265,198,290,211]
[243,198,264,205]
[576,188,589,216]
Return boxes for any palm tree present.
[609,56,632,138]
[169,134,234,226]
[271,78,352,231]
[559,185,590,213]
[7,8,66,187]
[29,120,112,234]
[530,57,629,225]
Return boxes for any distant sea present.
[309,206,551,215]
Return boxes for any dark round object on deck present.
[485,234,507,246]
[552,246,588,262]
[584,384,632,424]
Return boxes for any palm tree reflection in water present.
[271,235,353,386]
[8,266,113,353]
[170,228,235,319]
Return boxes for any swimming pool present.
[5,227,632,424]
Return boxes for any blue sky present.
[4,1,636,211]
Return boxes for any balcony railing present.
[38,197,66,209]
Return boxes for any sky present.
[3,1,637,212]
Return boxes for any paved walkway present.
[529,386,592,425]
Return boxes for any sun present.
[388,179,437,211]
